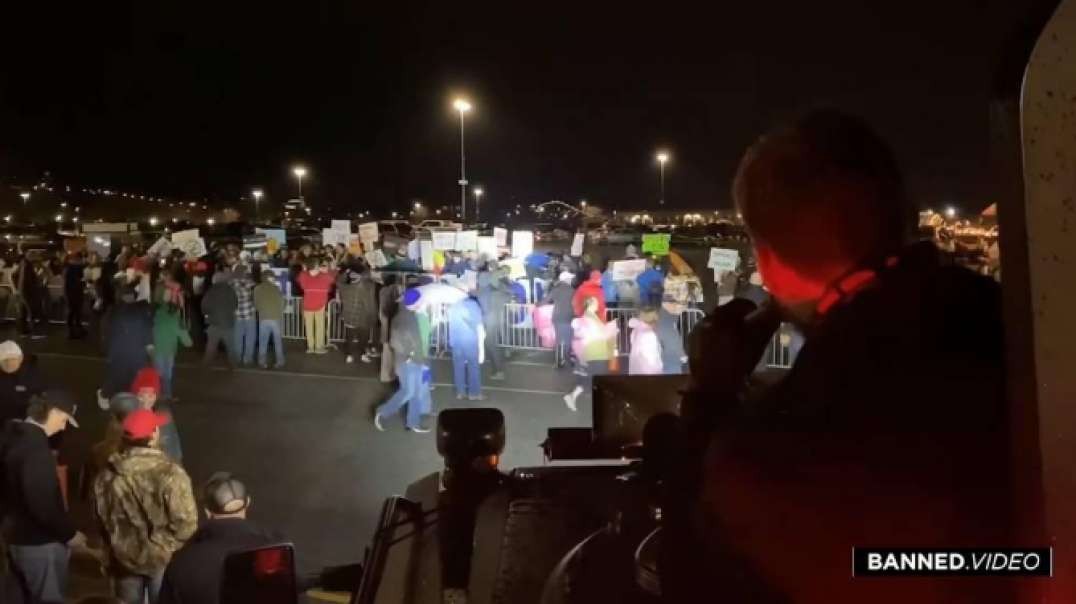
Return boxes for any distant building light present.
[206,218,216,225]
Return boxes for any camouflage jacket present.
[92,446,198,575]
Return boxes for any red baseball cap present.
[122,409,169,439]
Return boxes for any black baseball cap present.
[203,472,249,514]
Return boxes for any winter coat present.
[636,268,665,306]
[447,297,483,350]
[252,281,285,323]
[160,518,284,604]
[106,301,154,364]
[655,308,686,374]
[390,307,428,366]
[477,275,512,326]
[93,446,198,575]
[337,277,377,328]
[0,356,46,427]
[627,318,663,375]
[0,420,77,546]
[543,281,575,324]
[201,282,238,329]
[379,284,402,343]
[153,306,192,359]
[571,271,606,318]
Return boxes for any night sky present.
[0,1,1045,217]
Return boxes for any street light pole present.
[656,152,669,206]
[453,99,472,222]
[293,166,306,201]
[474,187,483,222]
[252,189,263,224]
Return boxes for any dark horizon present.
[0,1,1035,217]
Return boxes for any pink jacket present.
[627,318,662,375]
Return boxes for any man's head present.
[109,392,141,423]
[26,390,80,436]
[121,408,168,448]
[202,472,251,519]
[130,367,161,408]
[733,109,908,311]
[0,340,23,373]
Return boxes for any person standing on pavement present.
[0,341,46,427]
[93,409,198,604]
[63,251,88,339]
[159,473,284,604]
[447,292,485,401]
[15,252,47,340]
[200,273,237,367]
[0,391,86,604]
[374,288,432,433]
[296,259,336,354]
[627,308,663,375]
[563,296,618,412]
[151,300,191,401]
[337,265,377,364]
[476,267,511,381]
[230,268,257,366]
[656,295,688,375]
[635,256,665,307]
[543,272,576,368]
[98,286,153,409]
[252,270,285,369]
[377,274,403,382]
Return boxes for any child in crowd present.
[130,367,183,462]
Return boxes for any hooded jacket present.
[93,446,198,575]
[0,420,77,545]
[571,271,606,318]
[627,318,663,375]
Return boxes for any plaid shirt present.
[232,277,256,320]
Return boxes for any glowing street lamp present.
[945,206,957,219]
[453,98,472,221]
[19,192,29,206]
[206,217,216,226]
[473,187,483,222]
[54,214,64,222]
[656,152,670,206]
[252,189,263,223]
[149,216,159,226]
[293,166,307,199]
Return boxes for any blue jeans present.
[115,569,164,604]
[451,342,481,397]
[376,361,431,429]
[233,318,257,365]
[154,354,175,399]
[258,320,285,366]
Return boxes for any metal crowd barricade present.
[498,303,545,351]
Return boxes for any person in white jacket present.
[627,308,663,375]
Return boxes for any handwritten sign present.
[359,221,379,243]
[332,220,352,234]
[455,230,478,252]
[476,236,497,260]
[494,227,508,248]
[147,236,173,257]
[611,258,647,281]
[641,233,671,256]
[570,232,585,257]
[512,230,533,259]
[432,231,457,251]
[172,228,200,245]
[175,236,207,259]
[707,248,740,271]
[322,229,349,247]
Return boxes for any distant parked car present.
[603,227,643,245]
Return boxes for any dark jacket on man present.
[252,281,284,323]
[390,307,426,366]
[0,356,45,428]
[543,281,575,324]
[0,420,77,546]
[672,243,1014,604]
[159,518,283,604]
[105,301,154,366]
[202,282,238,329]
[337,276,377,329]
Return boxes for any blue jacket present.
[448,297,484,350]
[600,270,619,304]
[636,268,665,306]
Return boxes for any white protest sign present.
[455,230,478,252]
[611,258,647,281]
[419,240,435,271]
[359,221,379,243]
[476,236,497,260]
[407,239,420,261]
[172,228,200,245]
[331,220,352,234]
[512,230,533,258]
[147,236,173,257]
[707,248,741,271]
[432,231,457,251]
[176,237,207,259]
[570,233,585,257]
[494,227,508,248]
[365,249,388,268]
[322,228,349,247]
